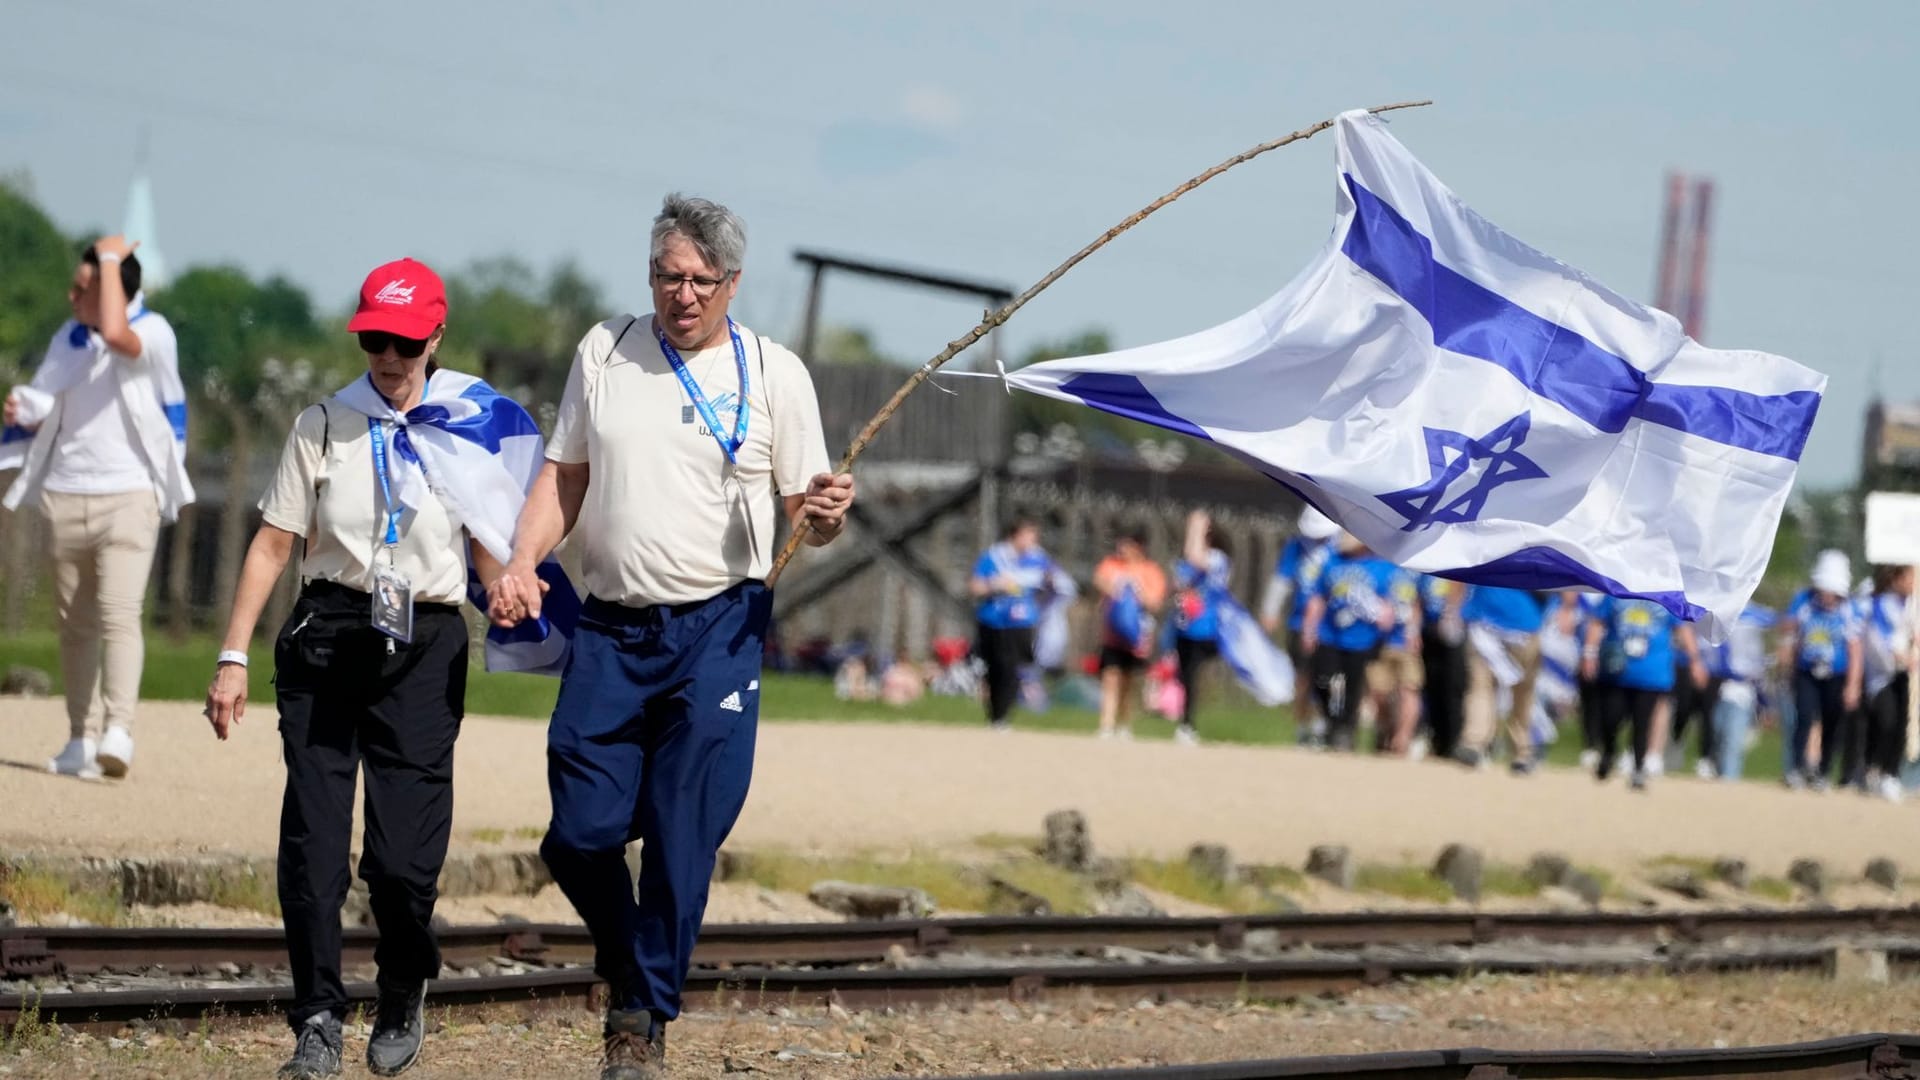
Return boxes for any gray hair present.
[650,193,747,274]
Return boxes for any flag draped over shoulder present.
[1006,110,1825,638]
[331,370,579,675]
[1211,589,1294,706]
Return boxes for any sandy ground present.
[3,697,1917,877]
[3,972,1917,1078]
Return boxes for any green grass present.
[1355,862,1454,903]
[986,860,1096,915]
[726,849,995,914]
[0,863,124,926]
[1751,876,1795,901]
[1482,862,1543,898]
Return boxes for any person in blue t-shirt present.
[1460,586,1547,772]
[1581,596,1707,789]
[1778,549,1865,790]
[1861,565,1914,801]
[1170,510,1232,746]
[1301,534,1405,752]
[969,519,1058,730]
[1261,507,1340,744]
[1418,576,1469,760]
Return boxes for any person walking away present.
[1368,569,1424,755]
[1709,602,1778,782]
[1669,631,1723,778]
[969,519,1056,730]
[488,194,852,1080]
[1261,507,1339,746]
[204,258,532,1078]
[1170,510,1231,746]
[1300,534,1402,752]
[3,237,194,780]
[1095,530,1167,740]
[1779,550,1864,791]
[1581,596,1708,791]
[1861,566,1914,801]
[1458,586,1546,772]
[1418,577,1469,760]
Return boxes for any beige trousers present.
[42,489,161,741]
[1462,632,1543,762]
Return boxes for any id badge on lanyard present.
[656,318,748,467]
[368,418,413,644]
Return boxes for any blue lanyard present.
[655,317,748,464]
[367,418,402,546]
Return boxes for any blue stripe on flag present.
[2,424,32,445]
[1438,545,1704,623]
[163,401,187,442]
[1340,174,1818,461]
[1057,373,1214,442]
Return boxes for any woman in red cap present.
[202,258,544,1079]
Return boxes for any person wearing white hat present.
[1778,549,1865,791]
[1260,506,1339,744]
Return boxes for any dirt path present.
[2,698,1914,875]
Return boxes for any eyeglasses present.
[651,269,735,298]
[357,331,431,359]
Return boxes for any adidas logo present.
[719,691,744,713]
[373,279,416,305]
[747,680,759,691]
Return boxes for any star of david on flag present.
[1004,111,1825,638]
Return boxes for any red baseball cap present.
[346,257,447,339]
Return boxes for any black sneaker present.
[601,1008,666,1080]
[367,983,426,1076]
[278,1013,343,1079]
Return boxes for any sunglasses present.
[357,331,431,359]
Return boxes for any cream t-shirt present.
[548,316,830,607]
[258,403,470,604]
[42,314,176,495]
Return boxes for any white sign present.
[1864,492,1920,567]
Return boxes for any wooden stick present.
[768,99,1432,586]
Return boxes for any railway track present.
[10,906,1920,977]
[6,907,1920,1035]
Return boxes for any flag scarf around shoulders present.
[331,370,579,675]
[1209,587,1294,706]
[1005,110,1825,639]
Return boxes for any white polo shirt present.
[258,404,471,605]
[548,316,829,608]
[42,310,177,495]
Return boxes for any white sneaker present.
[1117,727,1135,743]
[48,738,101,780]
[1694,758,1716,780]
[1407,735,1430,762]
[1173,724,1199,747]
[96,726,133,778]
[1097,728,1115,741]
[1645,755,1665,778]
[1881,776,1904,803]
[1578,748,1600,770]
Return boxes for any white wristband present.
[216,650,249,668]
[97,251,123,263]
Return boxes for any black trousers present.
[1597,683,1660,778]
[1420,626,1467,759]
[1670,673,1721,761]
[1316,646,1375,751]
[1577,675,1605,754]
[1869,674,1912,778]
[274,580,467,1030]
[977,623,1034,723]
[1793,670,1849,781]
[1175,635,1219,730]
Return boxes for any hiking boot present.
[278,1013,343,1079]
[601,1008,665,1080]
[367,982,426,1075]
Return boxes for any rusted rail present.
[984,1033,1920,1080]
[8,906,1920,978]
[0,942,1907,1033]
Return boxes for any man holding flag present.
[1004,110,1823,639]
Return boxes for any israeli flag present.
[1211,589,1295,706]
[332,370,580,674]
[1007,111,1824,638]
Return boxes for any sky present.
[3,0,1915,487]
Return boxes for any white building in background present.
[121,137,166,289]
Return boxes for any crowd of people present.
[957,507,1917,798]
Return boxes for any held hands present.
[802,472,854,542]
[204,663,248,740]
[487,561,550,627]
